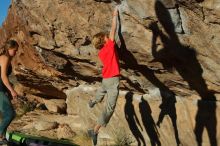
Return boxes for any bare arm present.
[0,55,17,98]
[109,7,119,41]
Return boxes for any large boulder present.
[0,0,220,145]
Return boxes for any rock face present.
[65,84,220,146]
[34,121,58,131]
[57,124,76,139]
[43,99,67,114]
[0,0,220,145]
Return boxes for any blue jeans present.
[0,91,16,135]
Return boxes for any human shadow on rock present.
[125,92,146,146]
[152,1,217,146]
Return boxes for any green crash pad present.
[5,131,78,146]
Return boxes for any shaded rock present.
[36,103,47,110]
[168,8,184,33]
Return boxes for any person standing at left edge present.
[0,40,18,144]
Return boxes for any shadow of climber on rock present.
[125,92,146,146]
[139,97,161,146]
[151,1,217,146]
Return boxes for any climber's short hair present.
[92,32,109,50]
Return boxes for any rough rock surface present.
[43,99,67,114]
[0,0,220,145]
[57,124,76,140]
[34,121,58,131]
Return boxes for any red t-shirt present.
[98,40,120,78]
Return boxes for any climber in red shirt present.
[87,6,120,146]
